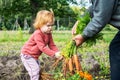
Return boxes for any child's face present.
[41,22,54,34]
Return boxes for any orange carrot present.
[51,58,61,69]
[79,71,84,78]
[68,58,73,73]
[79,71,93,80]
[73,54,82,71]
[72,55,75,68]
[63,59,68,77]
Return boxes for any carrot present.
[62,59,68,77]
[73,54,82,71]
[79,71,93,80]
[51,57,62,69]
[68,58,73,73]
[72,55,75,68]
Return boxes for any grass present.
[0,30,117,43]
[0,30,30,42]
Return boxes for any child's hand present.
[55,51,63,59]
[52,52,63,69]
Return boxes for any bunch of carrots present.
[59,12,94,80]
[61,40,92,80]
[61,40,82,74]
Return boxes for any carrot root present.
[73,54,82,71]
[62,59,68,77]
[68,58,73,73]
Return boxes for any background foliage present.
[0,0,79,31]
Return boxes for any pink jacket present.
[21,29,59,59]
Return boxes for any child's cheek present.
[41,26,48,33]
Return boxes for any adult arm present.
[73,0,115,46]
[82,0,115,39]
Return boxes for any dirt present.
[0,56,29,80]
[0,54,57,80]
[0,54,102,80]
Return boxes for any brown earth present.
[0,54,102,80]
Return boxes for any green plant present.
[76,12,103,46]
[66,73,80,80]
[17,26,23,41]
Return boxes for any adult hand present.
[71,21,79,35]
[73,34,85,46]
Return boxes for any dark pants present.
[109,31,120,80]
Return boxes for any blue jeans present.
[109,31,120,80]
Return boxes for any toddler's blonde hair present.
[33,10,54,29]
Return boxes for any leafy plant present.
[66,73,80,80]
[76,12,103,46]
